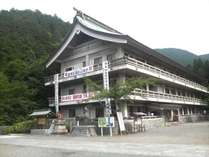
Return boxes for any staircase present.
[71,125,97,137]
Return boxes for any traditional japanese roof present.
[46,8,206,84]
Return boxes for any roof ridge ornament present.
[73,7,85,19]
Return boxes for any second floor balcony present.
[48,89,207,107]
[45,56,208,93]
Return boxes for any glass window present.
[96,107,104,117]
[107,54,113,62]
[69,108,75,117]
[83,84,87,93]
[165,88,170,94]
[82,61,86,67]
[65,67,73,72]
[94,57,102,65]
[68,88,75,95]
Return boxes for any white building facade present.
[45,10,208,123]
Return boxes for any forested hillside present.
[0,9,70,125]
[156,48,209,66]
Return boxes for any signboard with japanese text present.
[102,61,112,116]
[64,65,94,78]
[54,74,59,113]
[61,92,94,102]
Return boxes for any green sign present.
[98,117,115,128]
[98,117,107,127]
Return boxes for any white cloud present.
[1,0,209,55]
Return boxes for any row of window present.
[65,54,113,72]
[68,107,104,118]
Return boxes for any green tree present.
[0,9,71,125]
[85,77,155,112]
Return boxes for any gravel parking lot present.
[0,122,209,157]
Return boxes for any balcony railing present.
[111,57,208,92]
[45,56,208,93]
[132,89,206,105]
[48,89,206,106]
[44,64,102,84]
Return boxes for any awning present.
[30,109,51,116]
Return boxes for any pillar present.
[190,108,193,115]
[86,55,89,66]
[170,109,174,121]
[121,103,128,118]
[187,108,190,115]
[181,108,184,115]
[177,108,180,121]
[146,83,149,91]
[175,89,178,95]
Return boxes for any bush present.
[3,120,35,134]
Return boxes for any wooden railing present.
[110,57,207,92]
[132,88,205,105]
[45,56,208,92]
[48,89,206,106]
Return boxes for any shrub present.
[3,120,35,134]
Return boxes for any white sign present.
[54,74,59,113]
[64,65,94,78]
[102,61,112,116]
[116,112,126,132]
[102,61,109,90]
[61,92,94,102]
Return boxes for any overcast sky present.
[1,0,209,55]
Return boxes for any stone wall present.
[0,126,8,134]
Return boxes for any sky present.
[1,0,209,55]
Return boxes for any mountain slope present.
[156,48,209,66]
[0,9,71,125]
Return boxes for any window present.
[96,107,104,117]
[165,88,170,94]
[82,61,86,67]
[94,57,102,65]
[69,108,75,117]
[83,84,87,93]
[107,54,113,62]
[65,67,74,72]
[68,88,75,95]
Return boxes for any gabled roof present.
[46,9,127,68]
[46,9,206,84]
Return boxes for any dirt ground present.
[0,122,209,157]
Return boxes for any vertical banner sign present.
[102,61,112,116]
[54,74,59,113]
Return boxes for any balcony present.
[45,56,208,93]
[131,89,207,106]
[48,89,206,107]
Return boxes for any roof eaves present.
[126,36,206,84]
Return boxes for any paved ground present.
[0,122,209,157]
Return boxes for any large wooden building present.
[45,10,208,123]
